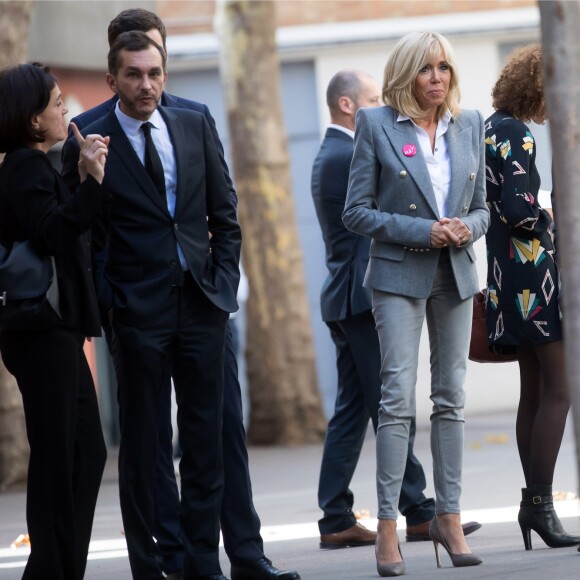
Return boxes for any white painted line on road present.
[2,501,579,569]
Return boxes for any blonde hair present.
[382,31,461,120]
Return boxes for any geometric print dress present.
[483,110,561,354]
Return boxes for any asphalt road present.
[2,411,580,579]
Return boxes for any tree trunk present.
[0,360,27,490]
[0,0,32,490]
[216,0,326,444]
[0,1,31,64]
[539,0,580,488]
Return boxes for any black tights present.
[516,340,570,487]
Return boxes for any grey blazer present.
[342,105,489,300]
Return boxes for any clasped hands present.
[70,122,109,184]
[430,217,471,249]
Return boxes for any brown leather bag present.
[469,290,517,363]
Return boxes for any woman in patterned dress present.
[484,44,579,551]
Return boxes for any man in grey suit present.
[311,70,480,548]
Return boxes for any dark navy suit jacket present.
[311,127,371,322]
[62,102,241,328]
[62,92,237,204]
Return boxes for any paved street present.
[1,411,580,579]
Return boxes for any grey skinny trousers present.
[372,253,472,520]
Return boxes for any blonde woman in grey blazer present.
[343,32,489,577]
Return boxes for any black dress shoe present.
[231,557,301,580]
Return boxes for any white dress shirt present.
[114,103,187,269]
[328,123,355,140]
[397,111,452,219]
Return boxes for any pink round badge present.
[402,144,417,157]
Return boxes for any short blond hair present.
[382,31,461,120]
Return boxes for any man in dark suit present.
[63,31,239,580]
[62,10,299,580]
[311,70,481,548]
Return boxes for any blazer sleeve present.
[60,134,81,195]
[3,150,109,255]
[202,116,242,294]
[200,103,238,207]
[494,118,551,235]
[313,141,353,230]
[460,109,490,243]
[342,109,433,247]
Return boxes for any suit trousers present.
[0,326,106,580]
[152,382,184,576]
[318,311,434,534]
[103,319,185,576]
[113,274,228,579]
[220,321,265,565]
[151,320,264,572]
[372,251,472,520]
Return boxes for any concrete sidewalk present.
[1,410,580,579]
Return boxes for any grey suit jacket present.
[342,105,489,300]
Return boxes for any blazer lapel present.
[160,107,188,218]
[385,114,440,218]
[105,111,171,215]
[445,118,472,216]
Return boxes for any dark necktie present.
[141,121,166,197]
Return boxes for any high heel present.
[518,486,580,550]
[376,520,406,577]
[376,544,405,577]
[429,516,482,568]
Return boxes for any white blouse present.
[397,110,452,219]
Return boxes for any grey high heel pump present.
[429,516,482,568]
[376,543,405,577]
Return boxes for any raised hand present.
[70,122,109,184]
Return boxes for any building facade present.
[28,1,544,440]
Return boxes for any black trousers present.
[0,326,106,580]
[220,320,264,565]
[152,320,264,573]
[114,276,228,579]
[318,310,435,534]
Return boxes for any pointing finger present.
[70,122,85,148]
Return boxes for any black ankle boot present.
[518,485,580,550]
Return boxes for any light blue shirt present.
[114,103,187,269]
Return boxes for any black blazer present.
[0,148,109,335]
[311,128,371,322]
[68,107,241,329]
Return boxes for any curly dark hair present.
[491,44,544,122]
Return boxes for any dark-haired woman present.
[484,44,580,551]
[0,63,110,579]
